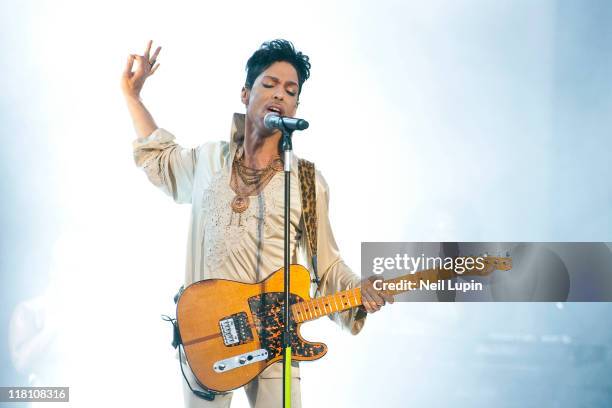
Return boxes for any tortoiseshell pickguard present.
[248,293,325,360]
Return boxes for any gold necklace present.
[230,151,283,213]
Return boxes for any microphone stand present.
[281,123,294,408]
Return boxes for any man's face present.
[242,61,300,134]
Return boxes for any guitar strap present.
[297,158,321,294]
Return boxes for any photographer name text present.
[372,278,483,292]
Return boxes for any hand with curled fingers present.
[360,275,394,314]
[121,40,162,99]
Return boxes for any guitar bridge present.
[219,312,253,347]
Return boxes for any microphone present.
[264,113,309,131]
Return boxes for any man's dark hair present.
[245,39,311,96]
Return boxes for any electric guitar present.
[176,256,512,392]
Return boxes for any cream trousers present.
[181,358,302,408]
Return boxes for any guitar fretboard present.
[291,287,363,322]
[290,267,458,323]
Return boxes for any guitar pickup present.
[219,312,254,347]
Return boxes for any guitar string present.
[248,289,361,323]
[248,268,490,323]
[243,265,501,324]
[248,269,456,323]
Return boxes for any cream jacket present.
[133,113,365,335]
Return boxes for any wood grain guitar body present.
[176,265,327,393]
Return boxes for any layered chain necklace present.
[230,148,283,214]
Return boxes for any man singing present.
[121,39,392,408]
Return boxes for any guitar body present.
[176,265,327,392]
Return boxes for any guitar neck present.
[291,267,456,323]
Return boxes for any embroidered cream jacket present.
[132,113,365,335]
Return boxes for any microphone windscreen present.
[264,113,280,130]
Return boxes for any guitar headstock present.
[461,253,512,277]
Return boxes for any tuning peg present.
[505,250,511,257]
[482,252,488,257]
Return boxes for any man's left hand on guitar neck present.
[360,276,394,314]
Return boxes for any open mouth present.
[266,106,282,115]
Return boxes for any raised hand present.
[121,40,162,99]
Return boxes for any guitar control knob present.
[239,357,247,364]
[247,355,253,361]
[218,364,226,371]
